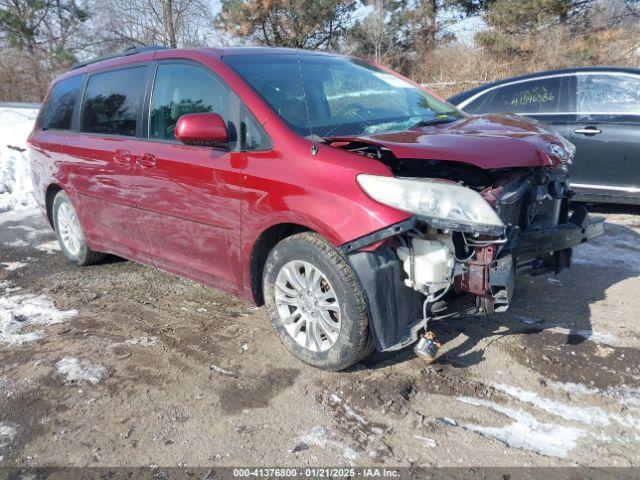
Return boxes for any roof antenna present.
[295,48,318,156]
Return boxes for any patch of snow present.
[550,381,640,410]
[209,364,236,377]
[342,446,359,462]
[608,387,640,409]
[125,336,157,347]
[300,425,331,448]
[299,426,360,463]
[494,384,611,427]
[329,392,367,424]
[0,294,77,346]
[546,277,562,285]
[548,381,599,397]
[0,107,38,213]
[1,261,27,271]
[344,405,367,425]
[0,281,20,295]
[574,329,621,346]
[457,396,586,458]
[4,239,28,247]
[515,316,622,347]
[573,231,640,273]
[0,423,17,453]
[496,384,640,438]
[55,356,107,384]
[35,241,60,254]
[329,393,342,403]
[414,435,437,448]
[437,417,458,426]
[0,208,39,225]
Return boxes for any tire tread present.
[265,232,373,370]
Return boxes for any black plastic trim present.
[509,213,604,260]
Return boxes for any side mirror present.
[175,113,228,146]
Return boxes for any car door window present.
[490,77,562,114]
[81,66,147,136]
[577,74,640,114]
[240,105,271,151]
[461,90,497,114]
[149,63,237,144]
[39,75,84,130]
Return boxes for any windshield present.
[222,53,464,138]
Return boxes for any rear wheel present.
[52,191,105,266]
[263,232,373,371]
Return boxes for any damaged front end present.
[342,156,604,355]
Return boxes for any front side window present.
[39,75,84,130]
[489,77,562,114]
[81,67,147,137]
[149,63,234,142]
[577,74,640,114]
[223,54,462,138]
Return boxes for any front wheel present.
[52,191,105,266]
[263,232,373,371]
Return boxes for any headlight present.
[357,174,505,236]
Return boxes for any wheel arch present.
[249,222,313,305]
[45,183,63,229]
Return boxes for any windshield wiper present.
[410,112,459,129]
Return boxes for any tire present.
[263,232,374,371]
[52,191,105,266]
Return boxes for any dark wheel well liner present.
[45,184,63,229]
[249,223,310,305]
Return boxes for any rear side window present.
[39,75,83,130]
[81,67,147,137]
[577,74,640,114]
[489,77,562,114]
[149,63,233,141]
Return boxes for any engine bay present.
[336,137,602,355]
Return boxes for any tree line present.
[1,0,639,101]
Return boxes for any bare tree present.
[161,0,178,48]
[91,0,213,52]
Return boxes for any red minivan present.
[28,46,603,370]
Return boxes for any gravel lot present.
[1,206,639,467]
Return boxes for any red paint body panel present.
[331,114,567,169]
[27,47,565,305]
[134,141,244,294]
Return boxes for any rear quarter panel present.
[28,129,66,221]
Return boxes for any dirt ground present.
[1,205,639,468]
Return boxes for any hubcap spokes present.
[274,260,341,352]
[58,202,82,256]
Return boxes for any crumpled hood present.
[331,113,574,170]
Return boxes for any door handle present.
[113,149,132,166]
[573,126,601,135]
[136,153,156,168]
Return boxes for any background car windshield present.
[223,54,462,137]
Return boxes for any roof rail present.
[69,45,168,71]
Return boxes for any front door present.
[134,61,244,293]
[558,73,640,200]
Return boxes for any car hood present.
[330,113,573,170]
